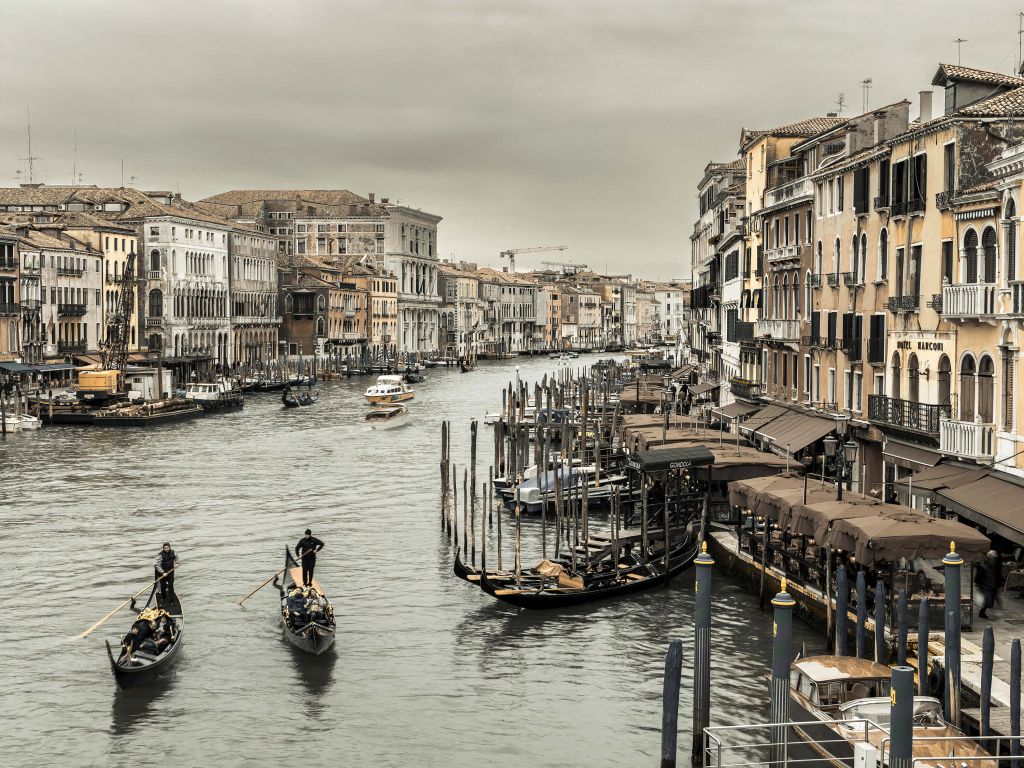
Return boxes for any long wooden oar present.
[78,565,179,639]
[238,564,293,606]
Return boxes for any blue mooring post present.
[1011,639,1021,768]
[917,598,930,696]
[875,579,887,664]
[855,570,867,659]
[770,578,795,768]
[943,542,963,726]
[897,589,908,666]
[982,626,995,753]
[692,541,714,766]
[836,564,848,656]
[660,639,683,768]
[890,666,914,768]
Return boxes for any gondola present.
[281,387,318,407]
[105,585,184,687]
[277,547,336,655]
[403,369,426,384]
[477,538,700,609]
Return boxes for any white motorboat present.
[364,404,409,430]
[185,378,244,411]
[16,414,42,430]
[483,412,501,425]
[0,415,23,433]
[365,375,415,404]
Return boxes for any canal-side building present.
[0,231,20,362]
[438,262,484,358]
[199,189,443,356]
[577,288,602,349]
[368,266,398,353]
[226,227,279,366]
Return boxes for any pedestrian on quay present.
[295,529,324,587]
[155,542,179,601]
[977,549,1000,619]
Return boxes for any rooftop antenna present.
[955,38,967,65]
[834,92,846,116]
[19,106,42,185]
[120,158,124,187]
[861,79,873,113]
[1018,13,1024,74]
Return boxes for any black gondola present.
[477,538,699,609]
[278,547,336,655]
[281,387,318,407]
[105,586,184,687]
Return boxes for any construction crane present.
[541,259,589,276]
[499,245,567,273]
[82,250,136,402]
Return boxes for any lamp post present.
[822,415,857,501]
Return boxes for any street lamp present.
[823,415,857,501]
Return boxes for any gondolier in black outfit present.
[296,529,324,587]
[155,542,179,600]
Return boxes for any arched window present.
[1007,199,1018,282]
[908,353,920,403]
[316,317,326,337]
[317,294,327,312]
[859,233,868,281]
[851,235,859,280]
[979,354,995,422]
[964,229,979,283]
[938,354,951,413]
[959,355,977,421]
[816,241,823,275]
[833,237,841,274]
[982,226,998,283]
[148,289,163,318]
[285,294,293,314]
[879,228,889,280]
[149,249,160,272]
[891,352,902,400]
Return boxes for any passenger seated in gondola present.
[287,585,309,627]
[123,618,152,656]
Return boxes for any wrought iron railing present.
[57,303,87,316]
[0,302,19,315]
[57,340,88,354]
[827,272,840,288]
[868,394,949,435]
[840,336,862,361]
[887,294,920,312]
[729,376,762,401]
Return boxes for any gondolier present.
[295,529,324,587]
[155,543,179,601]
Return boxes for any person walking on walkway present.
[295,529,324,587]
[977,549,1000,619]
[155,542,179,601]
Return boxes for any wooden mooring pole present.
[660,639,683,768]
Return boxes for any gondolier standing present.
[295,529,324,587]
[155,542,179,601]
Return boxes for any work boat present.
[364,375,415,404]
[184,378,244,411]
[788,655,992,768]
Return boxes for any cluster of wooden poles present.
[438,364,636,584]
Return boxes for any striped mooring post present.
[692,541,714,766]
[770,578,795,768]
[889,666,915,768]
[943,541,963,725]
[835,564,848,656]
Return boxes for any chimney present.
[918,90,933,123]
[873,111,887,145]
[381,197,389,205]
[368,192,375,204]
[826,111,838,118]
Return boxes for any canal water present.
[0,355,822,768]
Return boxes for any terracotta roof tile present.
[933,64,1024,88]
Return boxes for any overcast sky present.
[2,0,1023,278]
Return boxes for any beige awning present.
[710,402,759,422]
[738,404,788,436]
[883,440,942,471]
[828,510,990,564]
[938,471,1024,547]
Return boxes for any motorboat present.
[504,464,631,514]
[16,414,42,430]
[0,415,23,433]
[365,375,415,404]
[483,412,501,425]
[788,655,992,767]
[364,404,408,430]
[184,378,244,411]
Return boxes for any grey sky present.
[1,0,1022,278]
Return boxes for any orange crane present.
[499,245,567,273]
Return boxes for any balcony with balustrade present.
[942,282,997,320]
[868,394,949,437]
[827,273,840,288]
[729,376,762,403]
[808,273,821,289]
[57,340,88,354]
[940,418,995,461]
[765,177,814,208]
[0,302,19,315]
[842,272,864,288]
[0,255,16,271]
[887,295,920,313]
[57,265,85,276]
[57,303,87,316]
[735,320,755,344]
[755,318,800,342]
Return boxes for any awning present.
[727,474,803,516]
[738,404,788,436]
[883,440,942,471]
[762,412,838,456]
[671,364,694,380]
[0,362,34,373]
[687,382,719,397]
[827,510,991,564]
[788,499,883,543]
[894,463,989,492]
[938,471,1024,547]
[626,445,715,473]
[710,402,759,422]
